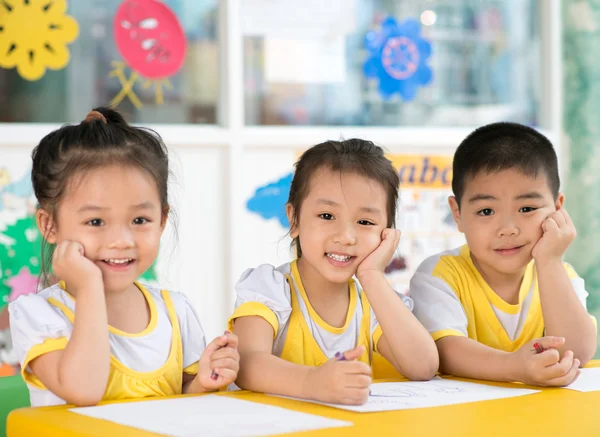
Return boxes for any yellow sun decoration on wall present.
[0,0,79,81]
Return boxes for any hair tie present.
[83,110,107,124]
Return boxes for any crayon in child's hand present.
[533,342,545,354]
[334,351,346,361]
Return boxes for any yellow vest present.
[38,284,185,401]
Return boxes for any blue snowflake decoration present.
[363,17,432,101]
[246,173,293,228]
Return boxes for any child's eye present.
[86,218,104,226]
[133,217,149,225]
[319,213,334,220]
[358,220,375,226]
[477,208,494,216]
[519,207,537,213]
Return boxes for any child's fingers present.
[211,357,239,372]
[542,217,559,233]
[223,332,238,349]
[545,360,580,387]
[340,387,370,405]
[342,345,365,361]
[52,241,67,261]
[342,361,372,376]
[393,229,401,245]
[210,347,239,363]
[204,334,229,354]
[551,211,567,228]
[381,229,401,248]
[72,241,85,257]
[535,336,565,351]
[534,348,560,367]
[213,368,236,383]
[344,373,372,388]
[540,352,574,379]
[560,208,573,226]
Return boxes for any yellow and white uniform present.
[410,245,595,351]
[227,260,413,377]
[9,282,205,407]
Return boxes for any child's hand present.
[511,336,580,387]
[532,208,576,264]
[195,331,240,391]
[356,229,401,281]
[52,240,103,291]
[304,345,372,405]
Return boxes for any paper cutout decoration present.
[0,0,79,81]
[110,0,187,109]
[0,215,41,312]
[363,17,432,101]
[246,173,293,228]
[6,266,38,302]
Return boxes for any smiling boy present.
[410,122,597,387]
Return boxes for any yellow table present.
[8,363,600,437]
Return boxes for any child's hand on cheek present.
[356,228,401,281]
[196,331,240,392]
[532,208,576,264]
[53,240,103,291]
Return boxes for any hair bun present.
[83,110,107,124]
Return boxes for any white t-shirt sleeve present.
[170,291,207,371]
[8,294,71,382]
[229,264,292,337]
[409,271,469,340]
[564,263,591,309]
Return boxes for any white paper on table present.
[70,395,353,437]
[241,0,356,38]
[273,377,540,413]
[563,367,600,392]
[264,37,346,84]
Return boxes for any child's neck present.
[69,282,151,333]
[296,258,350,329]
[472,258,526,305]
[103,283,151,333]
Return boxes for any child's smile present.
[325,251,356,267]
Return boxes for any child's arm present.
[359,272,438,380]
[233,316,372,405]
[533,208,597,364]
[29,241,111,406]
[357,229,439,380]
[436,335,580,386]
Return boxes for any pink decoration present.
[6,267,38,302]
[114,0,186,79]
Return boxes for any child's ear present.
[555,193,565,210]
[36,209,57,244]
[286,203,299,238]
[448,196,464,233]
[161,206,170,230]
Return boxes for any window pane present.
[0,0,219,124]
[243,0,540,127]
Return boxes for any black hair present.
[288,138,399,257]
[31,107,171,285]
[452,122,559,206]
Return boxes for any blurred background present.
[0,0,597,388]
